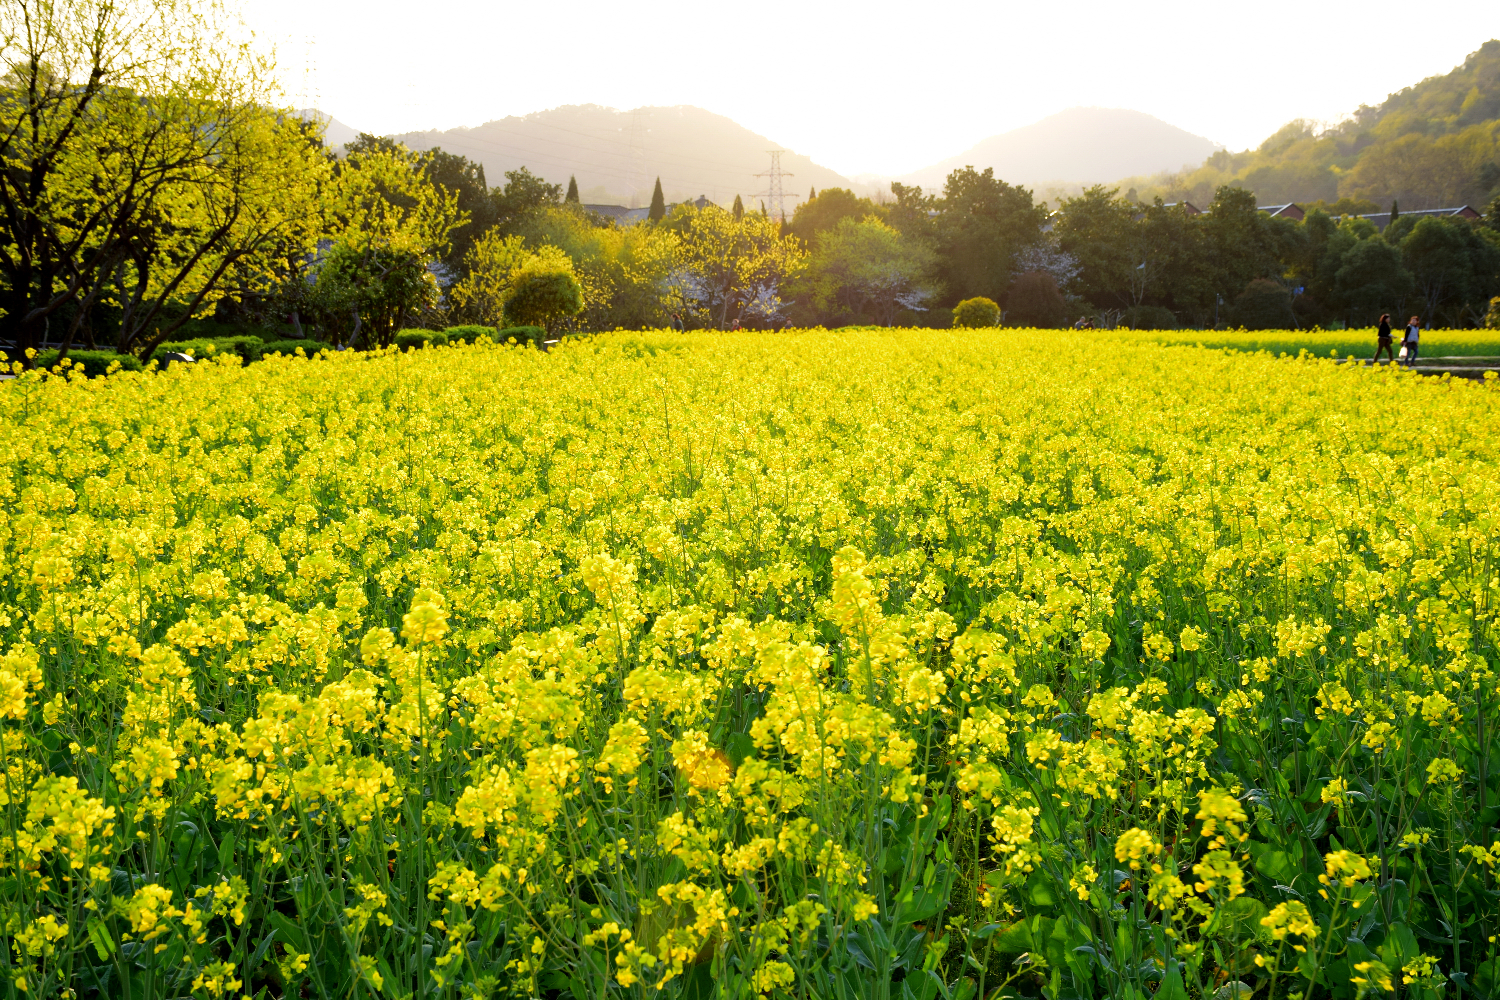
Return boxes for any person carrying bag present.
[1402,316,1421,367]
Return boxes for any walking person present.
[1402,316,1421,367]
[1373,314,1395,363]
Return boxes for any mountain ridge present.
[1119,39,1500,210]
[896,108,1223,193]
[388,104,855,210]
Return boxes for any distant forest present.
[1120,40,1500,212]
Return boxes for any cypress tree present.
[565,176,580,203]
[732,194,744,221]
[1389,199,1399,228]
[809,186,816,200]
[648,178,666,221]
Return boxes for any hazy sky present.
[246,0,1499,178]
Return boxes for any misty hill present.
[1120,39,1500,211]
[389,105,855,210]
[898,108,1222,192]
[298,110,359,148]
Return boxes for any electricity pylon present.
[754,151,797,223]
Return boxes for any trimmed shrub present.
[259,340,328,358]
[1121,305,1179,330]
[32,350,144,376]
[444,325,495,344]
[952,297,1001,328]
[1005,272,1068,328]
[498,325,547,346]
[151,336,266,364]
[394,329,448,351]
[502,270,583,330]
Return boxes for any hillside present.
[389,104,856,210]
[898,108,1222,193]
[298,109,359,148]
[1120,39,1500,211]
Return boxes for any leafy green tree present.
[1201,186,1283,304]
[494,168,562,232]
[1054,186,1139,309]
[648,178,666,222]
[506,205,683,331]
[670,206,806,328]
[732,195,744,222]
[886,182,937,245]
[421,148,498,278]
[799,218,936,326]
[1400,216,1500,324]
[565,176,580,203]
[311,237,437,347]
[1005,271,1068,327]
[933,167,1046,305]
[1133,201,1211,321]
[1333,237,1413,322]
[0,0,328,364]
[1226,279,1295,329]
[789,188,882,244]
[446,230,533,326]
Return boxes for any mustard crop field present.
[3,330,1499,1000]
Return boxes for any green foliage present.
[498,325,547,345]
[1487,295,1500,329]
[420,148,498,276]
[789,188,883,243]
[952,297,1001,328]
[798,217,936,326]
[489,167,562,236]
[31,350,144,376]
[394,329,449,350]
[1227,279,1296,330]
[258,339,328,358]
[934,167,1047,303]
[669,207,808,329]
[503,268,584,331]
[1054,185,1140,307]
[1401,216,1500,323]
[150,336,269,364]
[1005,271,1068,327]
[649,177,666,222]
[1120,40,1500,209]
[1122,304,1179,329]
[442,325,495,344]
[313,239,440,348]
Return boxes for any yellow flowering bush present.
[1,329,1499,999]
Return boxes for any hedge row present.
[394,326,547,350]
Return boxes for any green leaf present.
[1157,960,1190,1000]
[267,910,308,953]
[1378,922,1419,967]
[725,731,756,766]
[86,917,116,960]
